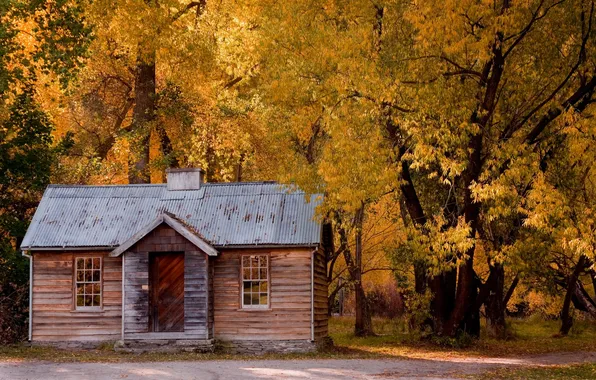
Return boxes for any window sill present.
[71,308,104,313]
[237,307,272,312]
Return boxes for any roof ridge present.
[47,181,281,188]
[47,184,165,188]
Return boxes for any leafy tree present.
[0,0,90,343]
[236,0,596,338]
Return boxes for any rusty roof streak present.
[21,182,322,250]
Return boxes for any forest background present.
[1,0,596,345]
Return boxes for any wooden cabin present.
[20,168,330,353]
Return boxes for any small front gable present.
[110,213,218,257]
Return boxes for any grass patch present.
[482,363,596,379]
[0,344,368,363]
[1,316,596,363]
[328,316,596,359]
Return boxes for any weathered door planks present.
[149,252,185,332]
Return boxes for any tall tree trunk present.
[485,264,506,338]
[353,206,373,336]
[560,255,587,335]
[336,208,374,336]
[128,48,156,184]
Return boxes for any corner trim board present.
[121,253,125,341]
[310,249,315,342]
[22,251,32,341]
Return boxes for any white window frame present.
[241,254,270,309]
[74,256,102,311]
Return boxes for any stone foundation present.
[216,339,317,354]
[31,340,113,350]
[114,339,214,353]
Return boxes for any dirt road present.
[1,351,595,380]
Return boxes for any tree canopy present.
[2,0,595,341]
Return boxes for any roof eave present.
[22,246,116,251]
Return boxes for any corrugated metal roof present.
[21,182,323,249]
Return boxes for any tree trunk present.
[485,264,506,338]
[560,256,587,335]
[503,275,519,307]
[327,280,345,317]
[572,281,596,319]
[461,273,481,337]
[128,48,156,184]
[353,206,374,336]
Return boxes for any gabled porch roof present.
[109,212,218,257]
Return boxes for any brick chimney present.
[166,168,204,191]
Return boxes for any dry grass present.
[328,316,596,359]
[1,316,596,363]
[481,363,596,379]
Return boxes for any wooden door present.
[149,252,185,332]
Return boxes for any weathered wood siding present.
[208,260,214,339]
[123,224,209,340]
[213,247,322,341]
[31,251,122,342]
[313,246,328,339]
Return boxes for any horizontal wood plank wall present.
[31,251,122,342]
[213,248,313,341]
[123,224,208,340]
[313,246,329,340]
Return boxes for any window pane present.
[259,268,267,280]
[243,294,251,306]
[251,268,258,280]
[242,256,250,267]
[75,257,101,309]
[251,282,260,292]
[243,281,251,291]
[243,268,250,280]
[251,256,258,268]
[259,294,268,305]
[251,293,259,305]
[259,282,268,292]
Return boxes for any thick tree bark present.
[485,264,506,338]
[128,49,156,184]
[560,256,587,335]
